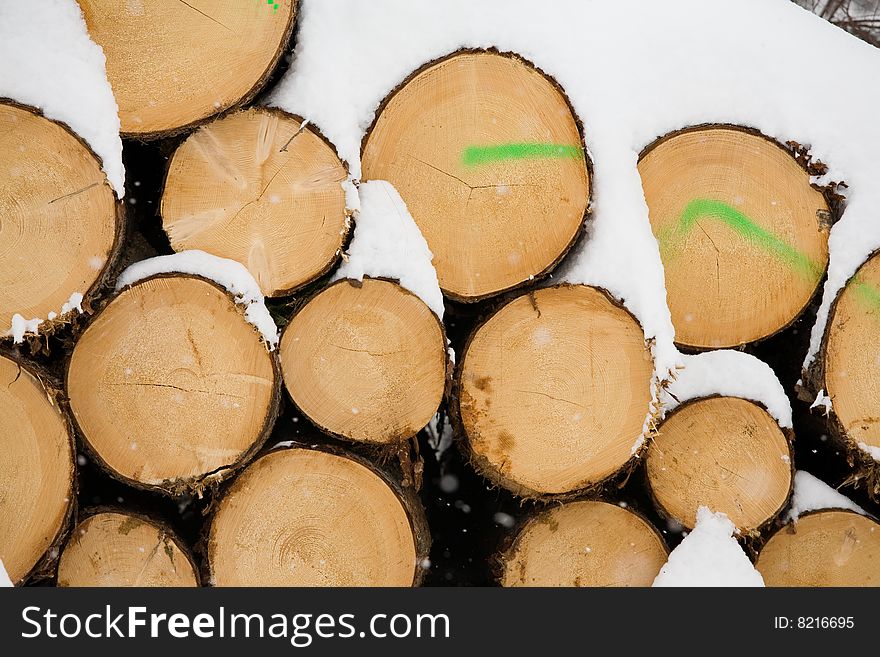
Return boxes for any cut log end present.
[79,0,296,137]
[458,285,653,498]
[67,275,278,493]
[0,102,120,337]
[280,278,447,445]
[639,126,829,349]
[57,512,198,587]
[207,447,426,586]
[162,108,349,297]
[0,353,74,585]
[756,510,880,586]
[824,252,880,480]
[646,397,793,532]
[499,500,668,587]
[362,50,590,301]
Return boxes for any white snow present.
[332,181,445,319]
[6,290,87,343]
[0,559,12,587]
[810,389,833,415]
[858,441,880,461]
[268,0,880,426]
[785,470,866,522]
[660,351,793,428]
[0,0,124,196]
[425,413,454,459]
[116,251,279,348]
[653,507,765,587]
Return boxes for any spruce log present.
[0,101,122,339]
[361,50,590,302]
[77,0,296,138]
[206,446,429,586]
[638,125,830,349]
[57,511,198,587]
[66,274,280,494]
[645,397,793,533]
[161,108,349,297]
[280,278,447,445]
[0,352,75,585]
[803,251,880,497]
[456,284,654,498]
[756,510,880,586]
[498,500,668,587]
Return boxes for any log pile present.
[2,8,880,590]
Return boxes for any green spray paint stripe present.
[851,276,880,311]
[461,143,582,166]
[658,198,823,278]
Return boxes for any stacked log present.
[0,101,122,341]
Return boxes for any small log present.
[639,125,830,349]
[78,0,296,138]
[645,396,793,533]
[362,50,590,302]
[161,108,350,297]
[456,284,654,498]
[0,101,123,340]
[280,278,447,445]
[57,510,198,587]
[498,500,668,587]
[66,274,280,495]
[206,445,430,586]
[756,510,880,586]
[0,352,75,585]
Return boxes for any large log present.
[57,510,199,587]
[0,352,75,585]
[802,251,880,498]
[280,278,448,445]
[645,396,793,534]
[77,0,296,138]
[161,108,350,297]
[362,50,590,302]
[456,284,654,498]
[0,101,123,342]
[66,274,280,495]
[639,125,830,349]
[498,500,667,587]
[756,510,880,586]
[206,446,430,586]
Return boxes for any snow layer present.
[660,351,793,428]
[0,559,12,587]
[653,507,765,587]
[6,291,86,343]
[332,181,445,318]
[116,251,279,348]
[268,0,880,413]
[785,470,866,522]
[0,0,124,196]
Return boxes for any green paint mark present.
[852,276,880,311]
[461,143,582,167]
[658,198,823,279]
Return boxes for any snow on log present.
[0,102,123,343]
[456,284,654,498]
[361,50,590,302]
[57,511,198,587]
[785,470,866,522]
[66,274,281,495]
[653,507,765,587]
[756,510,880,586]
[498,500,667,587]
[802,250,880,496]
[646,397,793,533]
[206,446,429,586]
[77,0,296,138]
[161,108,351,297]
[280,278,447,445]
[639,126,830,349]
[0,352,75,585]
